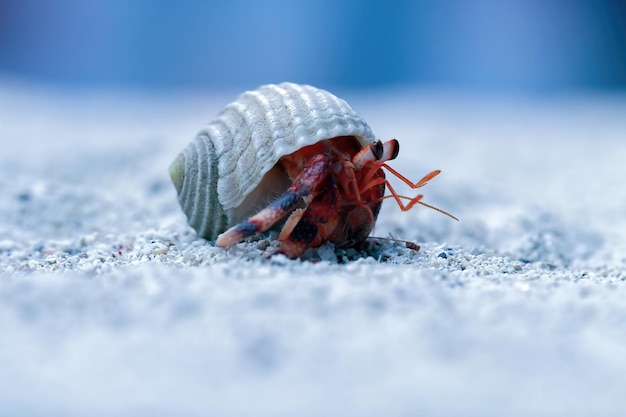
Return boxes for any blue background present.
[1,0,625,92]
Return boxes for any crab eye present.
[372,140,384,160]
[390,139,399,160]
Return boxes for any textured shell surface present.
[170,82,377,240]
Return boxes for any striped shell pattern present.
[169,82,378,240]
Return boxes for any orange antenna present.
[382,194,458,221]
[379,164,458,221]
[382,165,441,189]
[414,200,459,221]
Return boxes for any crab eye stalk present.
[376,139,400,163]
[352,140,384,168]
[387,139,400,161]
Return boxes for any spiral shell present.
[170,82,377,240]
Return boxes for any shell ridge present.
[207,114,236,157]
[227,89,280,209]
[196,135,220,238]
[293,83,328,128]
[182,138,203,225]
[214,100,256,209]
[179,134,227,239]
[267,83,311,163]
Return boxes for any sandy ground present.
[1,80,625,416]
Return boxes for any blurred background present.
[1,0,625,93]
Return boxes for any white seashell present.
[170,82,377,240]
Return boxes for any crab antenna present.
[383,194,458,221]
[414,200,459,221]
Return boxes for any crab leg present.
[216,153,331,247]
[337,138,399,202]
[382,165,441,189]
[354,140,458,220]
[278,176,341,258]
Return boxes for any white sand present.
[1,81,625,416]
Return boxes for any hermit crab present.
[170,82,456,258]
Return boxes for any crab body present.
[170,83,450,258]
[216,136,390,257]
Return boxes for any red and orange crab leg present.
[336,139,397,201]
[215,153,332,248]
[359,140,458,219]
[278,175,341,258]
[381,164,458,219]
